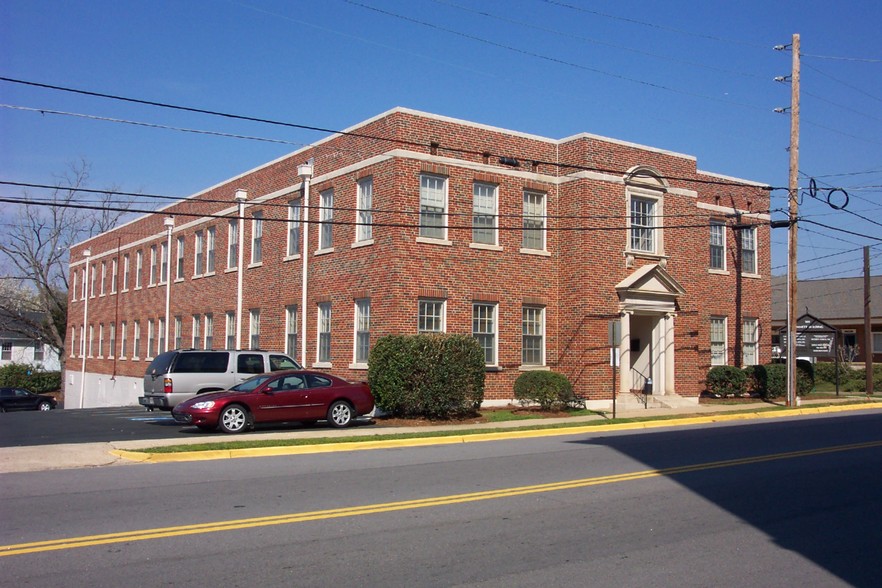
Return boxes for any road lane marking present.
[3,439,881,557]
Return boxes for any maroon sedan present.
[171,370,374,434]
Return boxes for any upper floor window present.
[251,211,263,264]
[122,253,130,291]
[228,219,239,269]
[149,245,158,285]
[206,226,216,273]
[419,174,447,240]
[629,196,657,253]
[356,177,373,243]
[319,189,334,250]
[159,242,169,284]
[90,263,97,297]
[110,258,118,293]
[710,221,726,270]
[418,299,445,333]
[176,236,185,280]
[72,270,78,301]
[522,190,546,251]
[80,268,86,299]
[194,230,204,275]
[287,199,301,257]
[473,182,498,246]
[100,261,106,295]
[135,250,143,288]
[741,226,757,274]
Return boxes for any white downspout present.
[234,189,247,350]
[298,162,313,368]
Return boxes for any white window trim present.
[351,299,371,369]
[286,199,302,259]
[419,174,448,242]
[709,220,728,274]
[710,316,728,366]
[742,317,759,366]
[520,306,546,368]
[740,225,760,277]
[521,189,547,253]
[473,302,498,367]
[250,212,263,266]
[318,189,334,252]
[227,220,239,270]
[417,299,447,334]
[472,182,499,247]
[355,177,373,244]
[315,302,332,368]
[626,186,664,257]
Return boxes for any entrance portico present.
[616,264,685,397]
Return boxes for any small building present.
[0,312,61,371]
[65,108,771,408]
[771,275,882,363]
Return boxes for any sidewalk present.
[2,397,879,473]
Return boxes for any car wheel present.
[218,405,248,434]
[38,401,52,411]
[327,401,354,428]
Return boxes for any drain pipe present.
[297,162,313,368]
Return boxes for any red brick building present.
[65,108,771,408]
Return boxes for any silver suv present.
[139,349,302,410]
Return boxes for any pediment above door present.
[615,264,685,313]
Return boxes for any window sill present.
[247,262,263,269]
[312,361,332,369]
[707,269,730,276]
[626,250,668,261]
[416,236,452,246]
[519,248,551,257]
[283,254,302,262]
[314,247,335,256]
[351,239,374,249]
[470,243,502,252]
[741,272,762,279]
[174,278,185,283]
[484,366,503,372]
[225,267,237,274]
[349,362,368,370]
[518,365,550,371]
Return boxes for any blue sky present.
[2,0,880,278]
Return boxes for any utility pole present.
[786,34,801,407]
[864,246,874,396]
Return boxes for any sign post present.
[609,320,621,419]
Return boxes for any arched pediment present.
[624,165,668,191]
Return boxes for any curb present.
[110,402,882,465]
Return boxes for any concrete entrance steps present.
[616,392,697,411]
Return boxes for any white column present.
[619,311,632,396]
[665,313,676,393]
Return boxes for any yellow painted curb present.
[112,402,882,464]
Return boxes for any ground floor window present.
[742,318,758,366]
[473,303,497,365]
[710,316,727,366]
[318,303,331,363]
[286,305,298,358]
[354,299,370,365]
[418,300,445,333]
[522,306,545,366]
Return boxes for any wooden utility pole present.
[786,34,801,407]
[865,246,874,396]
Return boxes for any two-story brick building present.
[65,108,771,408]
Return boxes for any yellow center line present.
[3,439,880,557]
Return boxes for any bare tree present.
[0,160,137,371]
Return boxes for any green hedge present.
[367,334,485,418]
[842,365,882,393]
[706,366,747,397]
[751,363,814,399]
[0,363,62,394]
[513,371,576,410]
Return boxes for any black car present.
[0,387,58,412]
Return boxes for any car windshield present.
[229,374,273,392]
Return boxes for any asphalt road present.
[3,411,881,586]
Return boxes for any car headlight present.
[191,401,215,410]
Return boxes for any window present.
[710,221,726,270]
[251,211,263,264]
[160,242,168,283]
[228,219,239,269]
[79,325,85,357]
[287,199,301,256]
[473,182,498,245]
[149,245,158,285]
[1,341,11,360]
[522,306,545,366]
[418,300,445,333]
[90,263,96,297]
[204,314,214,350]
[110,258,118,293]
[120,322,127,358]
[630,196,656,253]
[710,317,727,366]
[741,226,757,274]
[133,321,141,359]
[158,318,166,354]
[249,309,260,349]
[100,261,106,295]
[286,305,298,358]
[319,189,334,250]
[356,178,373,242]
[69,327,76,357]
[522,190,546,250]
[135,250,143,288]
[194,230,204,275]
[88,324,94,357]
[98,323,104,357]
[108,323,115,358]
[72,270,78,301]
[81,268,87,299]
[122,254,130,291]
[419,175,447,240]
[191,315,201,349]
[174,316,183,350]
[473,303,497,365]
[873,331,882,354]
[318,302,331,363]
[742,318,758,366]
[147,319,155,358]
[225,311,236,349]
[206,226,216,273]
[354,299,370,364]
[176,236,185,279]
[33,341,44,362]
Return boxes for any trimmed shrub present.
[0,363,61,394]
[367,334,485,418]
[706,366,747,397]
[757,362,813,399]
[742,365,763,396]
[513,371,575,410]
[842,365,882,393]
[813,361,852,385]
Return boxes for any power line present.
[800,219,882,242]
[0,76,778,191]
[803,62,882,104]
